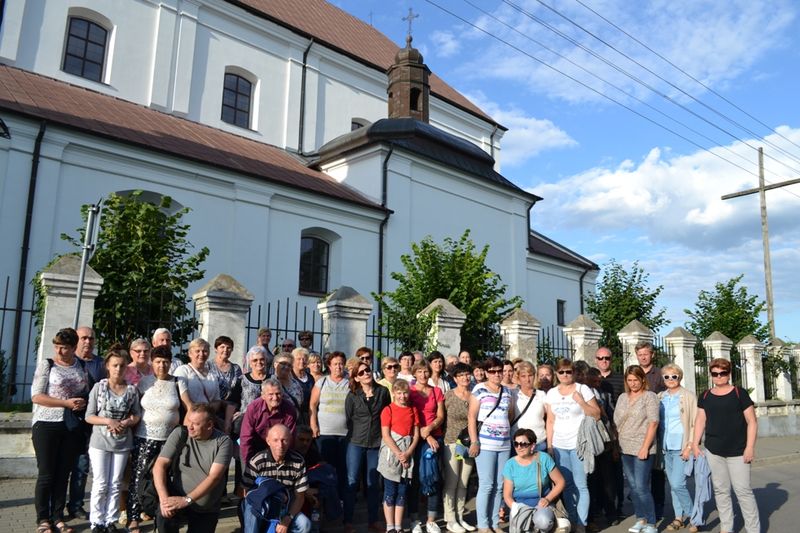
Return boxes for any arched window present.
[299,236,329,295]
[63,17,108,82]
[221,73,253,128]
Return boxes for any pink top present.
[409,385,444,438]
[124,363,153,387]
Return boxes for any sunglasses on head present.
[710,370,730,377]
[384,364,399,370]
[663,375,680,381]
[486,368,503,375]
[357,368,372,377]
[513,441,532,448]
[557,369,573,375]
[596,356,611,361]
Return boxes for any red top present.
[409,386,444,437]
[380,403,420,437]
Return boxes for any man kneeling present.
[242,424,311,533]
[153,404,232,533]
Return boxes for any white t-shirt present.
[545,383,595,450]
[174,364,221,404]
[397,372,414,383]
[513,388,547,444]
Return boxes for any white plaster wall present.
[525,254,598,328]
[0,0,499,157]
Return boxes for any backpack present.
[137,425,189,517]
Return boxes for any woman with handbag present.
[544,358,601,533]
[443,363,477,532]
[31,328,90,533]
[502,428,566,532]
[468,356,515,533]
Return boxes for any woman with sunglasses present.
[378,357,401,401]
[468,356,515,533]
[502,428,565,526]
[656,363,698,532]
[344,359,391,533]
[691,358,760,533]
[614,365,659,533]
[544,358,601,533]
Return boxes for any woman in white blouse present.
[512,361,547,451]
[173,338,221,423]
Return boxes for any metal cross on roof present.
[403,7,419,45]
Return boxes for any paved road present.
[2,460,797,532]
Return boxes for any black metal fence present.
[244,298,327,355]
[762,348,779,400]
[537,324,573,366]
[0,276,40,403]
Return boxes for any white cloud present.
[430,30,460,58]
[467,91,577,166]
[456,0,796,104]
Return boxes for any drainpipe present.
[489,124,498,160]
[579,267,590,315]
[377,146,394,351]
[7,120,46,401]
[297,38,314,154]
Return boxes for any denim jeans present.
[240,497,311,533]
[621,454,656,525]
[156,506,219,533]
[343,443,380,524]
[68,452,90,513]
[474,448,510,528]
[383,479,410,507]
[316,435,348,496]
[553,447,590,526]
[663,450,693,520]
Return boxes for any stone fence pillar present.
[617,319,654,369]
[665,327,698,394]
[37,255,103,361]
[737,335,765,403]
[563,315,603,363]
[770,339,793,401]
[418,299,466,354]
[192,274,254,368]
[317,286,372,358]
[500,308,540,364]
[702,331,733,360]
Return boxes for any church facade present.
[0,0,597,385]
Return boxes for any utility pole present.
[721,147,800,339]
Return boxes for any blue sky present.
[334,0,800,341]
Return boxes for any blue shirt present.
[660,392,683,451]
[502,451,555,502]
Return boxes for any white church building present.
[0,0,597,392]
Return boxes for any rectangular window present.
[557,299,566,327]
[62,17,107,82]
[221,73,252,128]
[299,237,329,295]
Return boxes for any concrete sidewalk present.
[2,435,798,533]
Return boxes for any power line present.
[570,0,800,155]
[522,0,800,174]
[423,0,763,180]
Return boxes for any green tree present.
[56,191,209,351]
[373,230,522,355]
[684,275,769,343]
[585,259,668,355]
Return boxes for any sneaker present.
[447,522,466,533]
[412,523,424,533]
[641,526,658,533]
[90,525,107,533]
[68,508,89,521]
[458,519,477,532]
[628,520,647,533]
[427,523,442,533]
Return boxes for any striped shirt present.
[243,448,308,493]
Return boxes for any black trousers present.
[32,421,84,523]
[588,450,618,521]
[156,506,220,533]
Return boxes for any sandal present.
[36,521,53,533]
[53,522,74,533]
[666,518,685,530]
[688,527,699,533]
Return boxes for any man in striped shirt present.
[243,424,311,533]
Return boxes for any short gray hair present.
[262,377,282,392]
[130,337,151,351]
[247,345,268,360]
[152,328,172,341]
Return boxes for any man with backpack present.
[152,403,232,533]
[242,424,311,533]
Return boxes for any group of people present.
[31,327,761,533]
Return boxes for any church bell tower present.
[387,34,431,123]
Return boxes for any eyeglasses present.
[486,368,503,375]
[282,344,295,348]
[277,362,291,368]
[359,356,372,361]
[663,375,680,381]
[710,371,730,377]
[384,364,399,370]
[357,368,372,377]
[596,356,611,361]
[299,337,311,341]
[513,441,532,448]
[251,359,266,364]
[557,370,573,375]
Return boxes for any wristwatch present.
[285,513,296,522]
[184,496,193,505]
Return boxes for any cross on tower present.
[403,7,419,45]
